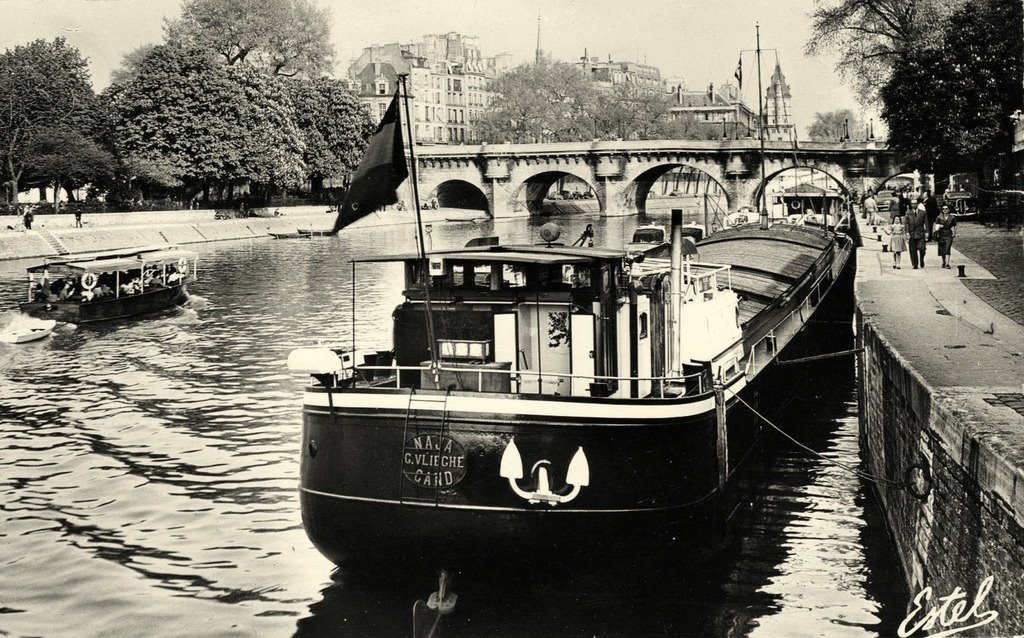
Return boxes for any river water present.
[0,213,907,637]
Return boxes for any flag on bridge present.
[330,90,409,235]
[734,55,743,90]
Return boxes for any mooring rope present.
[734,394,905,488]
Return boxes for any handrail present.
[342,363,711,397]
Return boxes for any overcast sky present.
[0,0,879,134]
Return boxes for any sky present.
[0,0,879,134]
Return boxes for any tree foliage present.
[880,0,1024,173]
[807,109,863,141]
[24,128,115,204]
[806,0,964,102]
[288,77,375,187]
[477,57,597,143]
[594,83,670,141]
[0,38,97,203]
[166,0,333,77]
[478,56,724,143]
[108,45,306,193]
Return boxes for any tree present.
[880,0,1024,174]
[0,38,97,203]
[477,56,598,143]
[24,128,115,206]
[594,83,670,140]
[109,44,159,85]
[807,109,862,141]
[655,113,726,141]
[108,44,305,202]
[288,77,376,190]
[165,0,333,77]
[806,0,965,102]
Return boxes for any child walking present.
[886,215,907,269]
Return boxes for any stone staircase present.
[35,229,71,255]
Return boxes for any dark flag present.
[734,55,743,90]
[330,90,409,234]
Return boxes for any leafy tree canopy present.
[477,56,598,143]
[880,0,1023,173]
[23,128,116,203]
[807,109,862,141]
[288,77,375,185]
[108,44,306,188]
[0,37,97,202]
[165,0,334,77]
[806,0,965,103]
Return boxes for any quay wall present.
[856,301,1024,634]
[0,206,336,262]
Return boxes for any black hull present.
[19,283,190,323]
[298,234,856,566]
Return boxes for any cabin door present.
[570,314,595,397]
[517,303,571,395]
[492,313,518,393]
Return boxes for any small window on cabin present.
[502,264,526,288]
[473,265,490,287]
[639,312,649,339]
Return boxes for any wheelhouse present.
[296,241,744,401]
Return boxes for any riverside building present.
[347,32,512,144]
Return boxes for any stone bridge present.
[414,139,902,217]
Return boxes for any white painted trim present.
[301,387,737,420]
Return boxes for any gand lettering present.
[402,434,467,488]
[897,576,998,638]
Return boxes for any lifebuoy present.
[177,257,189,276]
[81,273,98,290]
[905,459,932,501]
[790,200,803,210]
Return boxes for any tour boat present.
[289,213,855,564]
[19,246,198,323]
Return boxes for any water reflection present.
[0,214,905,636]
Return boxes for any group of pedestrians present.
[862,189,957,270]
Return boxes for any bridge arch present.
[425,179,491,213]
[752,165,851,212]
[509,169,601,216]
[623,163,729,217]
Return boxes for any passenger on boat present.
[93,284,113,300]
[167,266,183,285]
[57,280,76,301]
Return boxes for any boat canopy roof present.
[27,247,198,273]
[354,244,625,266]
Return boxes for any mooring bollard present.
[957,265,966,278]
[882,244,888,252]
[872,226,878,233]
[877,235,883,242]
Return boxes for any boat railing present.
[342,364,712,398]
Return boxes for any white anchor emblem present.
[498,437,590,505]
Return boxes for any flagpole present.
[397,73,440,382]
[755,23,768,226]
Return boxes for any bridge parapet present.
[412,139,900,217]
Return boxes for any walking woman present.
[934,204,958,269]
[886,215,908,269]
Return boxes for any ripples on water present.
[0,214,906,636]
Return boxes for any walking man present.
[923,190,939,240]
[863,190,881,225]
[908,197,928,268]
[74,207,83,228]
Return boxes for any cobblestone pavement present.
[952,222,1024,326]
